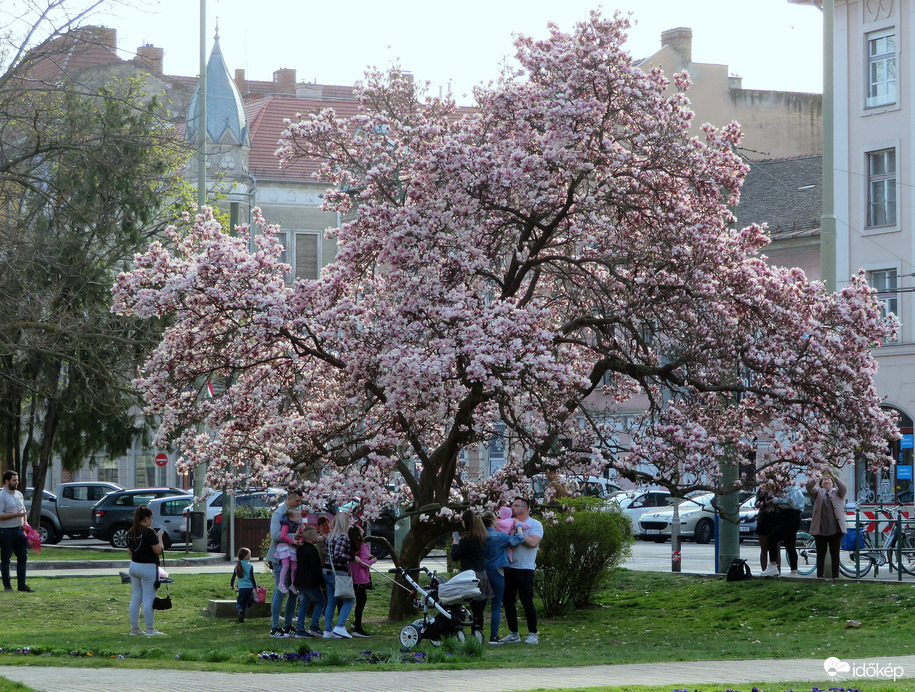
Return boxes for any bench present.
[206,599,271,618]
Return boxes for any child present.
[294,525,327,637]
[496,506,530,562]
[230,547,257,623]
[275,507,302,594]
[348,525,376,637]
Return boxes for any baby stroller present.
[386,566,484,647]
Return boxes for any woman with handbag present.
[126,506,165,636]
[230,547,258,623]
[322,511,356,639]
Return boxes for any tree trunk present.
[386,517,446,620]
[27,398,60,529]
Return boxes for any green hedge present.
[535,496,632,617]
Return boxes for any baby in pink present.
[496,506,530,562]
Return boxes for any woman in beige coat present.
[806,471,847,579]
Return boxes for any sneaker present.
[502,631,521,643]
[283,626,296,637]
[488,636,503,645]
[525,632,539,645]
[145,628,165,636]
[332,626,352,639]
[309,627,323,636]
[323,630,339,639]
[760,565,780,577]
[277,584,288,593]
[270,628,287,638]
[294,630,313,639]
[351,627,370,638]
[290,585,299,595]
[129,628,144,636]
[3,587,11,592]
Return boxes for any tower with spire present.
[185,25,253,224]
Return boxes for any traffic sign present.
[154,452,168,467]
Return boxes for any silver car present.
[146,495,194,549]
[637,492,718,544]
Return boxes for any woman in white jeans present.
[126,506,165,636]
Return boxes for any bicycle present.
[796,512,915,578]
[795,531,874,577]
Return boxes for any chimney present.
[83,26,117,53]
[661,27,692,63]
[273,68,296,94]
[136,44,163,73]
[235,69,247,96]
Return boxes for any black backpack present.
[726,558,752,582]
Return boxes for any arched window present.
[855,406,913,505]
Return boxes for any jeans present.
[271,561,297,630]
[504,567,537,634]
[323,569,355,631]
[236,587,253,618]
[296,586,325,633]
[486,566,505,639]
[0,526,28,589]
[128,561,158,630]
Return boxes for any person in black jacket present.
[294,526,326,637]
[450,509,493,633]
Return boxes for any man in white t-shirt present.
[0,471,31,592]
[501,496,543,645]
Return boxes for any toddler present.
[275,507,302,594]
[496,506,530,562]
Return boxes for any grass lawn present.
[0,568,912,675]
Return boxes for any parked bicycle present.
[795,510,915,578]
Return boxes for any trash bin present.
[190,511,206,539]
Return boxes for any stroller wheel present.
[400,623,421,648]
[470,628,484,645]
[430,629,465,648]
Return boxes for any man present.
[265,487,303,637]
[544,468,569,500]
[0,471,32,592]
[502,496,543,644]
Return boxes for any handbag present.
[153,580,172,609]
[330,560,355,599]
[152,551,172,609]
[255,585,267,603]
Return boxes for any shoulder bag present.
[153,551,173,610]
[329,547,355,599]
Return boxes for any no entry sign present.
[154,452,168,467]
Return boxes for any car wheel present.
[651,536,667,543]
[110,525,131,549]
[694,519,714,544]
[39,519,61,545]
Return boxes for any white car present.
[609,490,675,535]
[146,495,194,548]
[638,492,718,544]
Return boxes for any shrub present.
[534,496,632,617]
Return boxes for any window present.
[869,269,898,331]
[867,149,896,227]
[276,231,320,281]
[866,29,896,108]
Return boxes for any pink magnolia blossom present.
[113,12,895,561]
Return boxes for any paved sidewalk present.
[2,655,914,691]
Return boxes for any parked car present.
[612,490,675,535]
[23,488,62,545]
[24,481,122,543]
[638,492,718,544]
[738,489,814,539]
[147,495,195,549]
[90,488,190,548]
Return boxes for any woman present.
[450,510,493,635]
[348,525,376,637]
[806,470,847,579]
[322,511,356,639]
[481,510,524,645]
[126,506,165,636]
[767,484,805,576]
[754,483,781,575]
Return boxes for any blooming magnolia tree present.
[113,12,895,614]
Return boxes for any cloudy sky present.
[8,1,825,102]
